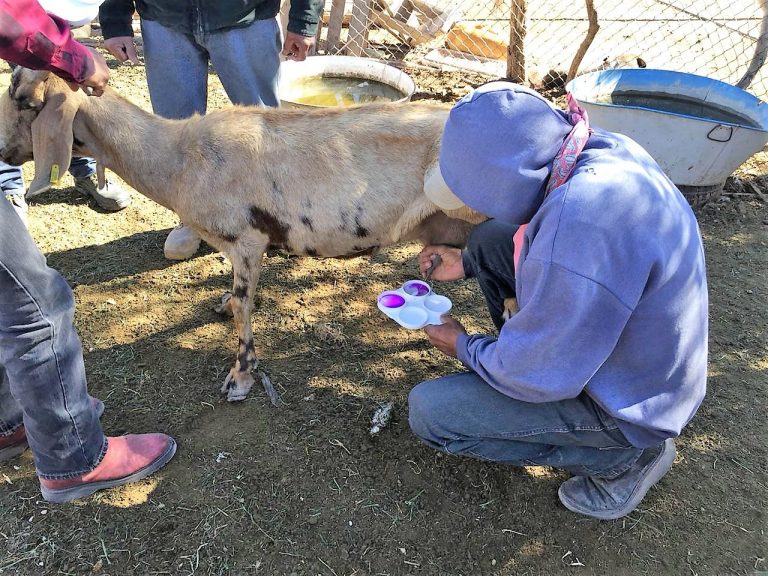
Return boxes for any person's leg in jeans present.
[141,20,209,119]
[409,372,642,478]
[0,365,105,462]
[140,19,210,259]
[0,161,24,192]
[67,155,96,180]
[409,372,675,520]
[462,219,519,331]
[0,161,27,224]
[206,17,282,108]
[0,198,176,502]
[0,195,105,477]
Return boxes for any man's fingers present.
[293,46,309,61]
[124,44,140,65]
[104,37,139,64]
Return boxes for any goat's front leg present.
[220,252,281,405]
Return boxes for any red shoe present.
[40,433,176,503]
[0,427,28,463]
[0,397,106,465]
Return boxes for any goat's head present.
[0,68,86,195]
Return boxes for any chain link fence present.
[304,0,768,193]
[311,0,767,98]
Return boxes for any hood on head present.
[439,81,573,224]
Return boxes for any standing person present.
[99,0,323,260]
[409,82,708,520]
[0,0,176,504]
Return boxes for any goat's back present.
[169,101,454,255]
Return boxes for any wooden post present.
[737,2,768,89]
[279,0,290,44]
[567,0,599,82]
[326,0,347,54]
[311,4,324,55]
[506,0,527,83]
[346,0,371,56]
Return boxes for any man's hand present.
[103,36,140,65]
[66,48,110,95]
[419,245,465,282]
[424,316,467,358]
[282,31,315,61]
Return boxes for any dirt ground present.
[1,55,767,576]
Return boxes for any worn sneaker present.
[5,190,28,228]
[558,438,676,520]
[74,174,131,211]
[0,397,105,464]
[164,224,202,260]
[39,433,177,503]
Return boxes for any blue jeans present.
[141,17,282,119]
[408,220,644,478]
[0,196,105,478]
[0,157,96,193]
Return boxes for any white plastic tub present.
[279,55,416,109]
[566,69,768,189]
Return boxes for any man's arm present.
[98,0,140,64]
[287,0,323,37]
[98,0,135,40]
[456,260,634,404]
[0,0,95,83]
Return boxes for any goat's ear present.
[28,90,79,197]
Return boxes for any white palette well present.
[377,279,452,330]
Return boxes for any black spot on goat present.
[249,205,289,245]
[301,216,314,232]
[354,216,369,238]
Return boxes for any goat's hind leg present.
[220,251,281,405]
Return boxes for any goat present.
[0,68,484,404]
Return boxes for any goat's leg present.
[220,251,281,405]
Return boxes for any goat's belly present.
[282,231,383,258]
[302,241,381,259]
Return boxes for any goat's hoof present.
[214,291,234,316]
[221,368,254,402]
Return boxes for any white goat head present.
[0,68,87,195]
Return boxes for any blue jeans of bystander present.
[0,157,96,193]
[141,17,282,119]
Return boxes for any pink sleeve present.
[0,0,94,83]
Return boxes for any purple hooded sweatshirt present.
[440,82,708,448]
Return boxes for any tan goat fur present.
[0,68,484,403]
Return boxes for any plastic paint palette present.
[377,279,452,330]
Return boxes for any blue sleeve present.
[456,259,633,403]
